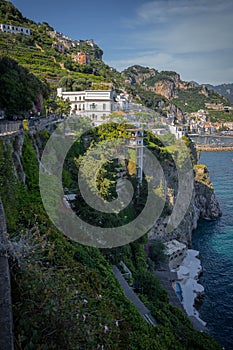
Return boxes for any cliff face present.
[148,157,221,245]
[123,65,195,100]
[149,80,175,99]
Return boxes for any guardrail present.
[0,121,22,136]
[0,115,64,137]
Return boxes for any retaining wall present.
[0,199,14,350]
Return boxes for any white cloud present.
[136,0,233,25]
[111,0,233,84]
[124,1,233,54]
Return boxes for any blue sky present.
[10,0,233,85]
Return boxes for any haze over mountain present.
[204,83,233,104]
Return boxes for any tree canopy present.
[0,56,49,117]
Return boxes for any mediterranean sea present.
[192,151,233,350]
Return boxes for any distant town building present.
[52,42,65,53]
[205,103,224,110]
[0,23,31,35]
[71,52,90,64]
[116,93,130,111]
[151,128,167,135]
[223,122,233,130]
[48,31,96,51]
[168,125,188,139]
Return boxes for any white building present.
[164,239,187,269]
[168,125,188,139]
[0,24,31,35]
[151,128,167,135]
[116,93,130,111]
[57,88,118,126]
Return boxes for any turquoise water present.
[192,151,233,349]
[175,282,183,302]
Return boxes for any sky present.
[9,0,233,85]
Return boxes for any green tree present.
[0,56,49,117]
[55,96,71,116]
[148,241,166,264]
[58,76,75,91]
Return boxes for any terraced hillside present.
[0,1,122,91]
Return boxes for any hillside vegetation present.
[0,56,49,116]
[123,65,229,113]
[0,3,225,347]
[0,0,122,92]
[173,87,228,113]
[0,125,222,349]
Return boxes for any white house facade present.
[0,24,31,35]
[164,240,187,269]
[57,88,118,126]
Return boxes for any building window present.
[74,104,77,110]
[79,96,81,101]
[103,103,106,110]
[75,97,77,101]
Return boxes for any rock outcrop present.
[149,155,221,246]
[149,80,176,99]
[149,177,221,245]
[123,65,195,101]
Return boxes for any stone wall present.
[0,199,14,350]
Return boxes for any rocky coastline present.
[171,249,207,326]
[196,145,233,152]
[149,166,222,245]
[150,142,222,330]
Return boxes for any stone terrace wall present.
[0,199,14,350]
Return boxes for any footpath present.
[112,265,157,327]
